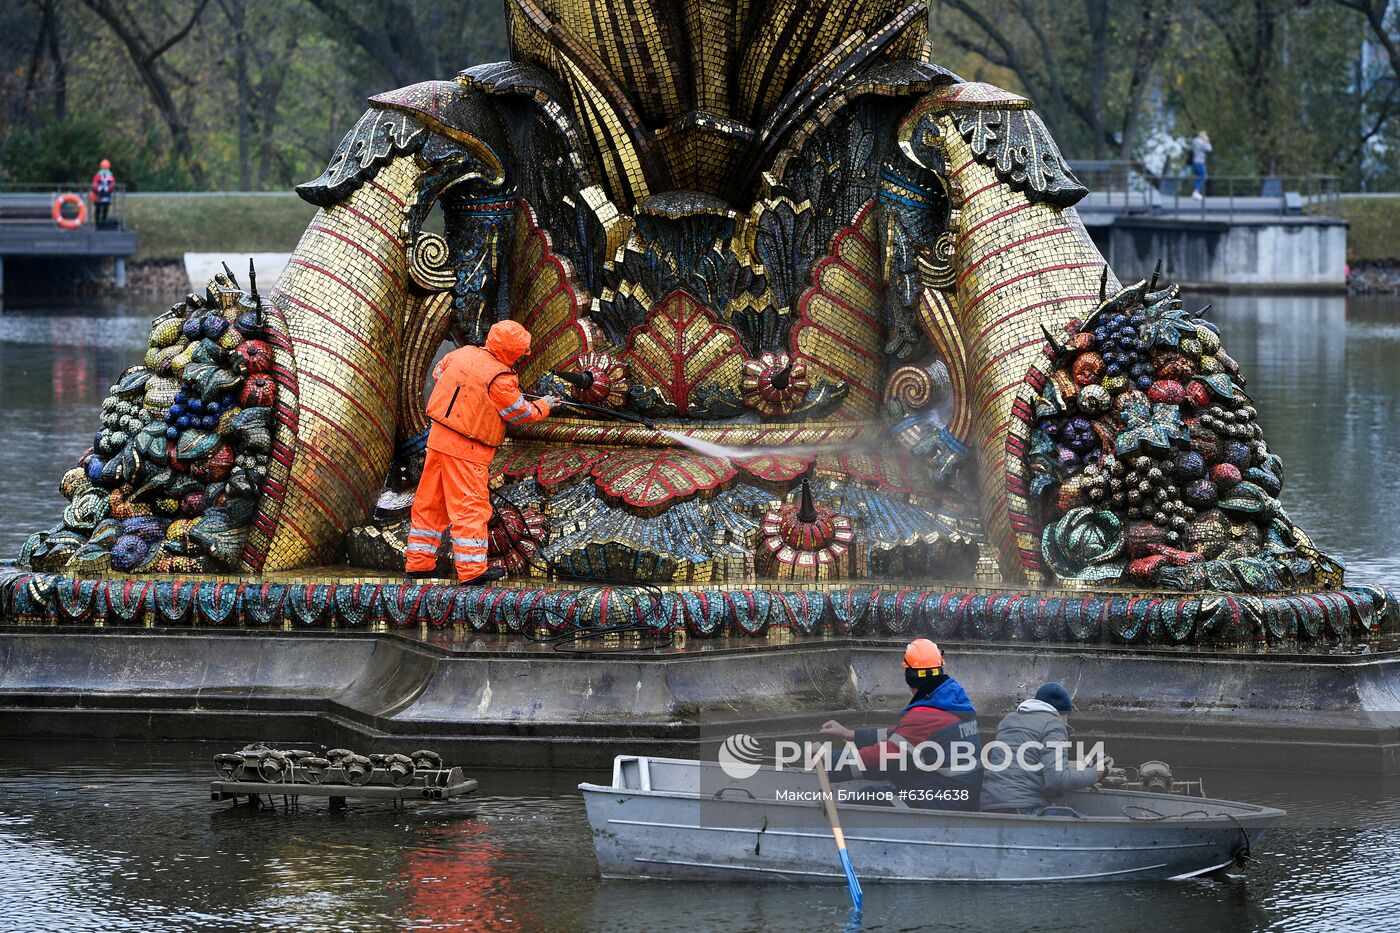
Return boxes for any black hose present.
[476,392,670,651]
[1225,812,1252,864]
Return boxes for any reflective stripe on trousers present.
[406,526,443,556]
[405,448,495,582]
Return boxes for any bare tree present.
[23,0,67,120]
[217,0,298,190]
[1194,0,1325,174]
[302,0,433,87]
[79,0,211,185]
[1336,0,1400,72]
[938,0,1173,161]
[1333,0,1400,165]
[1117,2,1170,167]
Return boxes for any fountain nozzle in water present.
[551,369,595,391]
[797,478,818,523]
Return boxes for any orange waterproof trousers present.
[405,448,492,582]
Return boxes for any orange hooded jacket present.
[425,320,551,462]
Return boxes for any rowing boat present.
[580,755,1284,883]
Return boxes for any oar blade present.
[839,847,863,912]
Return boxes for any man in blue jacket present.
[820,639,982,811]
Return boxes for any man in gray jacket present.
[980,682,1105,814]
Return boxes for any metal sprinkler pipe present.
[797,478,819,523]
[527,393,655,427]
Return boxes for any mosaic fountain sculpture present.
[9,0,1395,641]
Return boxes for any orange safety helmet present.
[99,159,111,170]
[903,638,944,672]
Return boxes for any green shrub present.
[1,116,190,190]
[1310,197,1400,264]
[125,193,314,262]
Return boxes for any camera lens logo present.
[717,733,763,779]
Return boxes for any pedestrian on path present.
[90,159,116,225]
[1190,131,1212,200]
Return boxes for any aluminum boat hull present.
[581,756,1284,883]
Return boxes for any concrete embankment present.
[2,628,1398,774]
[1106,216,1347,292]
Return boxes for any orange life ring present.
[52,192,87,230]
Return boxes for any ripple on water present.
[0,312,154,351]
[2,742,1400,932]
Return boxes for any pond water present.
[1,740,1398,932]
[1,292,1399,931]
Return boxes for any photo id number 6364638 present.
[898,788,970,802]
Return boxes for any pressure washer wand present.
[526,393,656,428]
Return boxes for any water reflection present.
[400,823,516,929]
[1209,296,1400,587]
[0,741,598,931]
[0,298,157,563]
[3,742,1400,931]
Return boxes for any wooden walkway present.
[0,189,137,292]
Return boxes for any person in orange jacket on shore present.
[90,159,116,225]
[406,320,560,584]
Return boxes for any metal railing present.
[0,181,128,229]
[1068,161,1342,221]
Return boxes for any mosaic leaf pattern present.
[734,453,813,483]
[814,449,926,494]
[791,202,886,416]
[536,446,609,488]
[623,289,746,416]
[511,201,593,390]
[2,569,1392,645]
[492,444,549,479]
[591,448,736,510]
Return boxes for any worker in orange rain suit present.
[406,320,559,584]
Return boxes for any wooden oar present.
[810,742,863,912]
